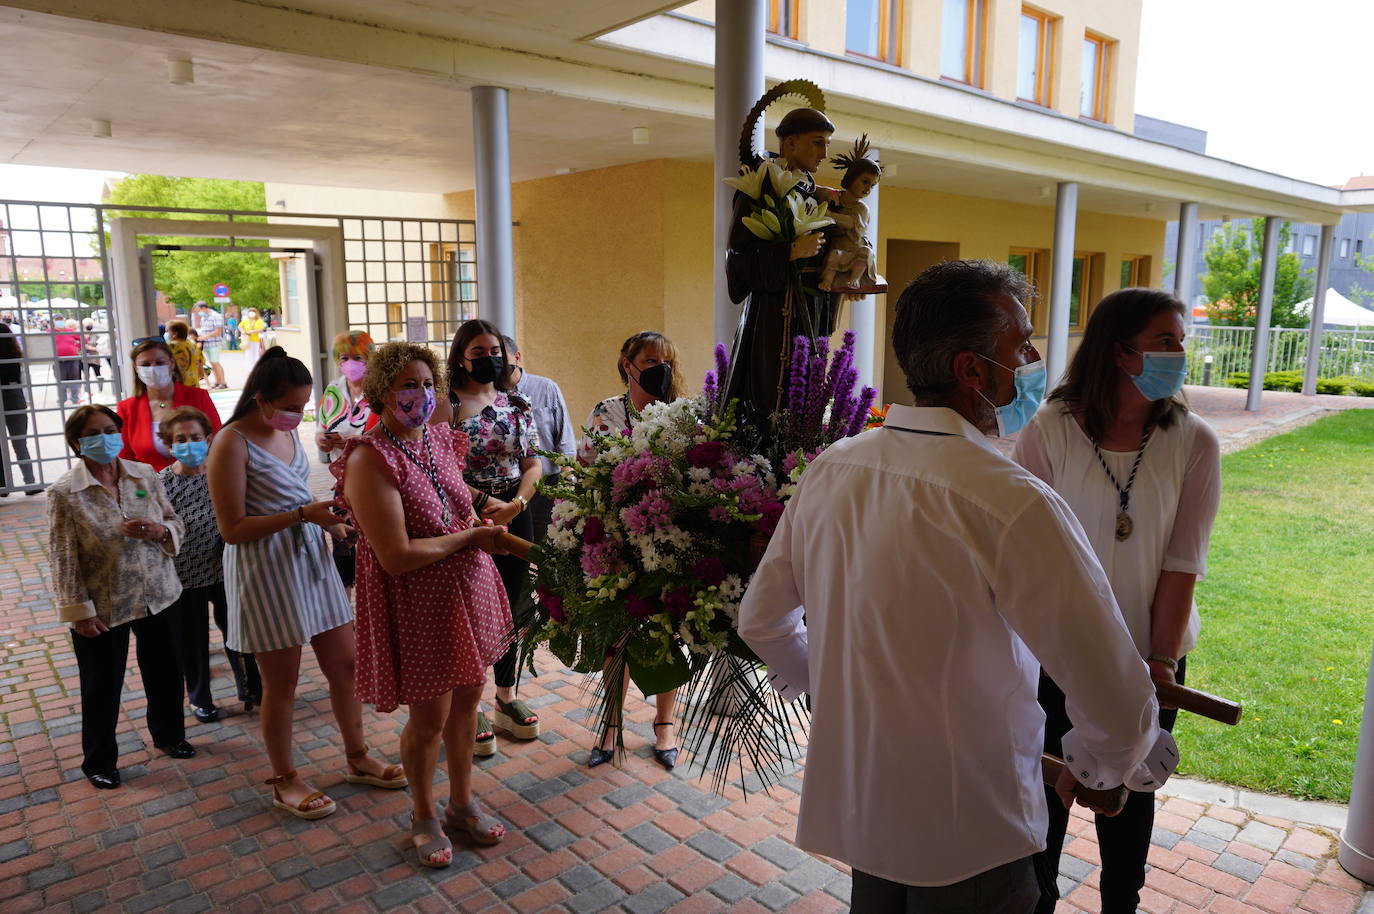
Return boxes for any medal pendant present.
[442,509,453,527]
[1115,511,1133,541]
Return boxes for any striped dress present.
[223,427,352,652]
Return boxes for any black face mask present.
[467,355,504,385]
[634,362,673,401]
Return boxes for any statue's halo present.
[738,79,828,169]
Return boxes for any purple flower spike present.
[714,343,730,380]
[787,336,810,439]
[848,386,878,438]
[805,338,830,438]
[703,370,718,412]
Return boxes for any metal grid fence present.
[1185,324,1374,387]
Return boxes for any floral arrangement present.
[724,159,834,246]
[519,333,877,791]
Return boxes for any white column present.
[1339,639,1374,883]
[1174,202,1199,304]
[849,150,879,390]
[1245,217,1281,412]
[1301,224,1336,396]
[1045,182,1078,385]
[713,0,766,347]
[471,86,516,337]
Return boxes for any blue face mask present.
[1128,350,1187,401]
[79,432,124,465]
[171,440,210,467]
[976,357,1046,437]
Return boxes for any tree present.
[1350,232,1374,307]
[104,176,280,315]
[1200,219,1313,328]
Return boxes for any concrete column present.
[849,150,879,390]
[713,0,766,348]
[1338,640,1374,883]
[1174,202,1199,305]
[1245,217,1281,412]
[1045,182,1078,385]
[1301,224,1336,396]
[471,86,516,337]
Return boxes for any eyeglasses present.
[131,336,165,349]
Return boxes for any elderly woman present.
[208,347,403,822]
[338,342,512,866]
[47,404,195,790]
[317,330,375,596]
[158,405,261,722]
[117,336,221,472]
[1013,287,1221,914]
[582,330,684,769]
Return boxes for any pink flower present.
[691,556,726,587]
[622,491,673,536]
[580,539,622,578]
[536,586,567,623]
[626,595,656,619]
[782,451,800,474]
[758,502,785,535]
[583,515,605,545]
[708,505,731,523]
[686,441,727,469]
[664,588,693,621]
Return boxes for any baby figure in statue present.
[819,135,886,296]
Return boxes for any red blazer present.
[117,383,223,472]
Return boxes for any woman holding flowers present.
[581,330,686,769]
[338,342,512,865]
[1013,288,1221,914]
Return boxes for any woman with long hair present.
[0,321,38,493]
[1012,288,1221,914]
[116,337,221,472]
[207,347,404,821]
[338,342,512,865]
[582,330,684,769]
[432,319,543,757]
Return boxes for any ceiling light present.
[90,119,112,139]
[555,167,574,175]
[631,126,650,145]
[1145,202,1158,214]
[168,57,194,86]
[1038,185,1052,199]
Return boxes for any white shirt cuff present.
[1061,729,1179,792]
[59,600,97,623]
[764,668,806,702]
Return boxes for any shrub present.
[1223,371,1370,396]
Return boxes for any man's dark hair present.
[891,259,1034,400]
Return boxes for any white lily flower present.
[723,162,769,201]
[788,193,834,237]
[767,159,804,198]
[741,215,779,241]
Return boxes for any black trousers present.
[1032,658,1185,914]
[852,856,1041,914]
[528,490,555,549]
[165,582,261,709]
[70,612,186,776]
[1,399,35,487]
[472,480,534,690]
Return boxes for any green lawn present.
[1176,409,1374,802]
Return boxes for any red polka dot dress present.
[333,425,511,713]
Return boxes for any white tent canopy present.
[1296,288,1374,327]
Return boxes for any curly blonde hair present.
[363,342,440,413]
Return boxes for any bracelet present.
[1147,654,1179,673]
[513,494,528,513]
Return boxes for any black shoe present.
[87,770,120,789]
[652,722,678,771]
[587,747,614,768]
[192,706,219,723]
[157,740,196,759]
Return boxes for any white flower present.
[767,159,804,198]
[788,192,834,236]
[723,161,769,200]
[687,467,711,483]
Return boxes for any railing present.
[1185,325,1374,386]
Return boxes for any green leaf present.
[626,637,690,695]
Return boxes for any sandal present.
[474,710,496,758]
[343,746,408,789]
[652,721,679,771]
[265,770,336,820]
[444,798,505,846]
[410,816,453,868]
[588,724,619,768]
[492,696,540,740]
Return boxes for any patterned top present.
[168,339,205,387]
[319,377,371,443]
[47,459,185,625]
[158,468,224,590]
[581,394,634,461]
[450,391,540,487]
[194,308,224,343]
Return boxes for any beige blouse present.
[47,458,185,626]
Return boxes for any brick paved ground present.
[2,387,1372,913]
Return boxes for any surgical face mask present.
[171,440,209,467]
[975,356,1046,437]
[633,362,674,401]
[261,402,303,432]
[339,358,366,382]
[1127,349,1187,401]
[467,355,504,385]
[392,387,436,428]
[79,432,124,464]
[136,364,173,389]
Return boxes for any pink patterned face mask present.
[339,358,366,382]
[392,386,436,428]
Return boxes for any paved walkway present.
[2,386,1372,913]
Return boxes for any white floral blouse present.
[450,391,540,487]
[47,458,184,626]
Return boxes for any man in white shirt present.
[739,259,1176,913]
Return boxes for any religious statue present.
[818,135,887,299]
[721,80,838,437]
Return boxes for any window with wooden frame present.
[1008,247,1048,331]
[1017,7,1055,107]
[768,0,798,39]
[846,0,903,65]
[1080,32,1112,121]
[1070,252,1104,327]
[940,0,986,87]
[1119,255,1149,289]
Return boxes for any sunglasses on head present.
[131,336,165,349]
